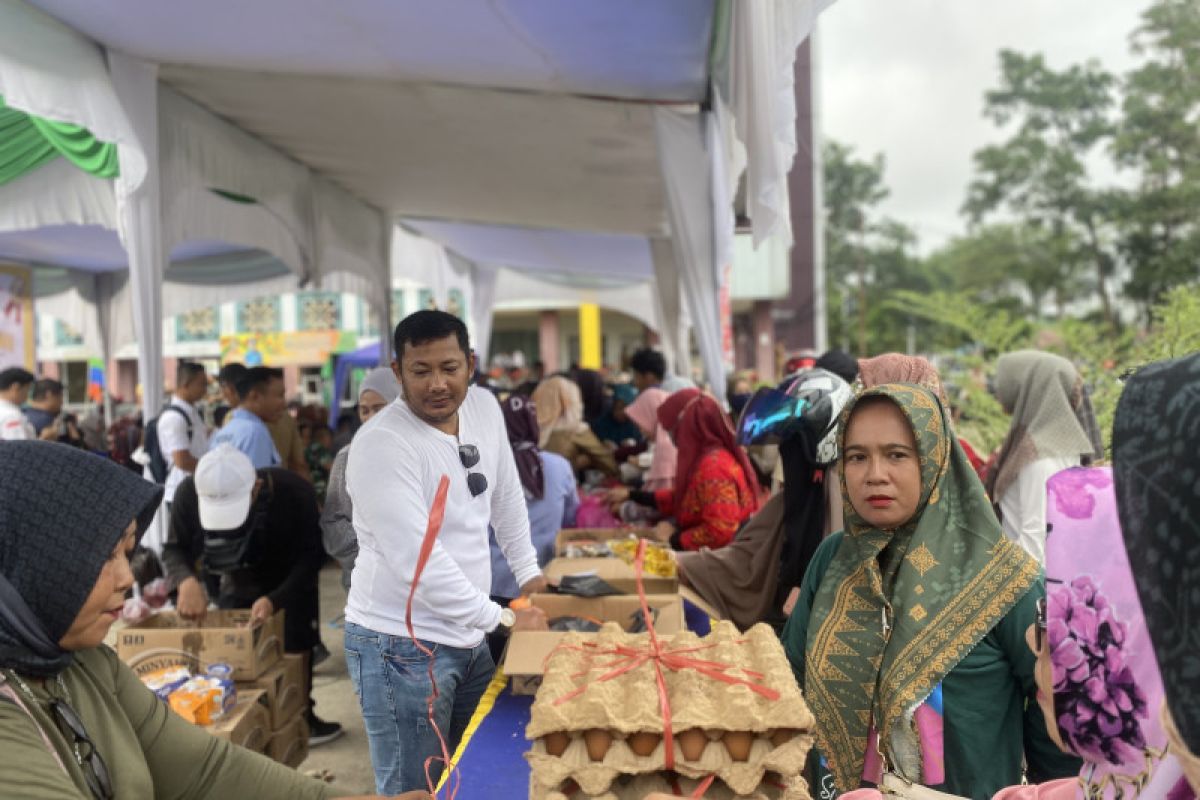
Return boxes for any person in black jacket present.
[162,443,343,745]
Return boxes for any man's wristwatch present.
[498,607,516,630]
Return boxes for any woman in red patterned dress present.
[608,389,761,550]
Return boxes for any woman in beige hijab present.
[986,351,1102,564]
[531,376,617,479]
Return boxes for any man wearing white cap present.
[162,443,343,745]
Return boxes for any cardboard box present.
[117,610,285,681]
[505,593,683,696]
[266,712,310,768]
[207,689,270,753]
[239,653,306,730]
[544,557,678,595]
[554,528,652,557]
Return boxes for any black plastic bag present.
[555,573,621,598]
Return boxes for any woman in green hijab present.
[781,383,1080,798]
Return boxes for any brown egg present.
[678,728,708,761]
[628,731,662,757]
[770,728,796,747]
[723,730,754,762]
[543,731,570,757]
[583,728,612,761]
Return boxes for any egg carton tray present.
[527,622,814,739]
[531,770,812,800]
[527,728,813,798]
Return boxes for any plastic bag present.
[575,493,621,529]
[555,573,620,598]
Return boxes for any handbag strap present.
[0,674,72,778]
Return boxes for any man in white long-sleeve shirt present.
[345,309,547,795]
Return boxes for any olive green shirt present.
[0,646,337,799]
[782,532,1081,799]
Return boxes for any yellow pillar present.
[578,303,602,369]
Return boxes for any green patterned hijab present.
[805,384,1039,792]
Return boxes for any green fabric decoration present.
[209,187,258,205]
[0,95,119,186]
[802,382,1040,792]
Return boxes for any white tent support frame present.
[2,0,835,413]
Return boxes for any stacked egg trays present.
[525,622,815,800]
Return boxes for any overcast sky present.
[817,0,1152,254]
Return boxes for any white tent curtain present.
[470,262,498,367]
[0,0,147,190]
[312,175,391,356]
[649,237,691,380]
[0,159,116,233]
[109,51,165,419]
[653,106,730,405]
[158,86,313,282]
[724,0,835,246]
[491,267,660,332]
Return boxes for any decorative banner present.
[86,357,106,403]
[0,263,35,370]
[219,331,356,366]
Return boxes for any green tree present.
[964,50,1120,328]
[1113,0,1200,312]
[822,140,923,356]
[923,223,1082,319]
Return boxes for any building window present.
[54,319,83,346]
[297,292,340,331]
[176,307,219,342]
[447,288,466,319]
[390,290,406,325]
[237,297,282,333]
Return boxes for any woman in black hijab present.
[571,367,607,425]
[1113,351,1200,788]
[0,441,415,800]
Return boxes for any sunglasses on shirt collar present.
[458,444,488,497]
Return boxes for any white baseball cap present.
[195,444,258,531]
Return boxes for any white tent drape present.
[0,159,116,233]
[649,237,690,380]
[491,268,660,333]
[725,0,835,246]
[0,0,147,190]
[312,175,392,359]
[470,263,499,367]
[109,52,165,419]
[159,87,312,282]
[653,106,730,405]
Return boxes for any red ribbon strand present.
[405,475,459,799]
[549,538,780,784]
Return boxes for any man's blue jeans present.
[344,622,496,795]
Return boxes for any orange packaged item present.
[169,688,214,725]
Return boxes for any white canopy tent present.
[1,0,837,411]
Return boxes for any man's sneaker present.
[307,714,344,746]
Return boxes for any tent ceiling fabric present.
[157,66,669,235]
[28,0,714,102]
[405,220,655,281]
[0,224,246,273]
